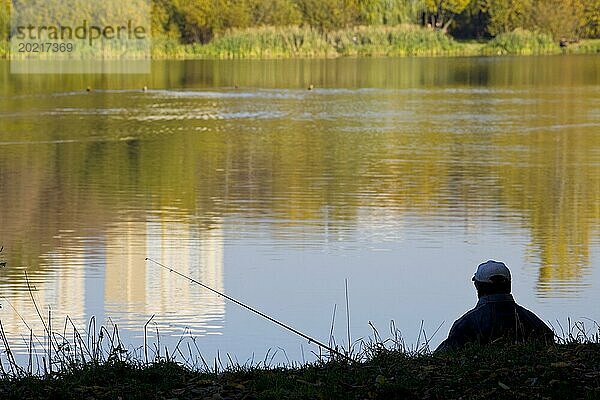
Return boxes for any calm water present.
[0,56,599,365]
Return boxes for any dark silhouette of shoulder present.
[437,294,554,352]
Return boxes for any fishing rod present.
[145,257,352,361]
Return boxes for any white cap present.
[473,260,511,283]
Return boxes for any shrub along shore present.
[0,342,598,399]
[1,25,600,60]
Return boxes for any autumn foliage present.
[1,0,599,45]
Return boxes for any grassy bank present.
[480,29,600,56]
[157,25,464,59]
[153,27,600,58]
[0,312,598,399]
[0,311,598,399]
[482,28,559,55]
[2,26,599,60]
[0,342,599,399]
[150,26,586,59]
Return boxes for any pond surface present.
[0,56,599,365]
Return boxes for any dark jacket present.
[436,294,554,352]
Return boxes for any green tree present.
[483,0,531,35]
[581,0,600,37]
[357,0,381,24]
[171,0,211,43]
[0,0,9,40]
[425,0,471,31]
[531,0,585,39]
[248,0,302,26]
[358,0,425,25]
[451,0,489,38]
[294,0,361,30]
[173,0,251,43]
[152,0,182,38]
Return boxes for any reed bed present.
[0,310,434,378]
[3,29,599,60]
[151,26,600,59]
[330,25,462,57]
[565,38,600,54]
[483,28,559,55]
[151,25,467,59]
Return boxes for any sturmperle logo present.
[10,0,151,74]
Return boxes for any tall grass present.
[0,315,421,378]
[201,26,336,59]
[0,299,442,379]
[564,38,600,54]
[152,26,600,59]
[2,27,599,60]
[1,314,599,400]
[484,28,560,55]
[151,25,468,59]
[330,25,461,56]
[1,308,599,379]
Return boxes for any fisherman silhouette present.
[436,260,554,351]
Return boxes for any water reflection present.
[0,214,225,350]
[105,216,225,333]
[0,56,599,359]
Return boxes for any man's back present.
[436,293,554,351]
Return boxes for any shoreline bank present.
[0,343,598,399]
[2,26,599,60]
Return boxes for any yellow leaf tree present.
[583,0,600,37]
[483,0,532,36]
[425,0,471,31]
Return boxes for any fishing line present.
[145,257,352,361]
